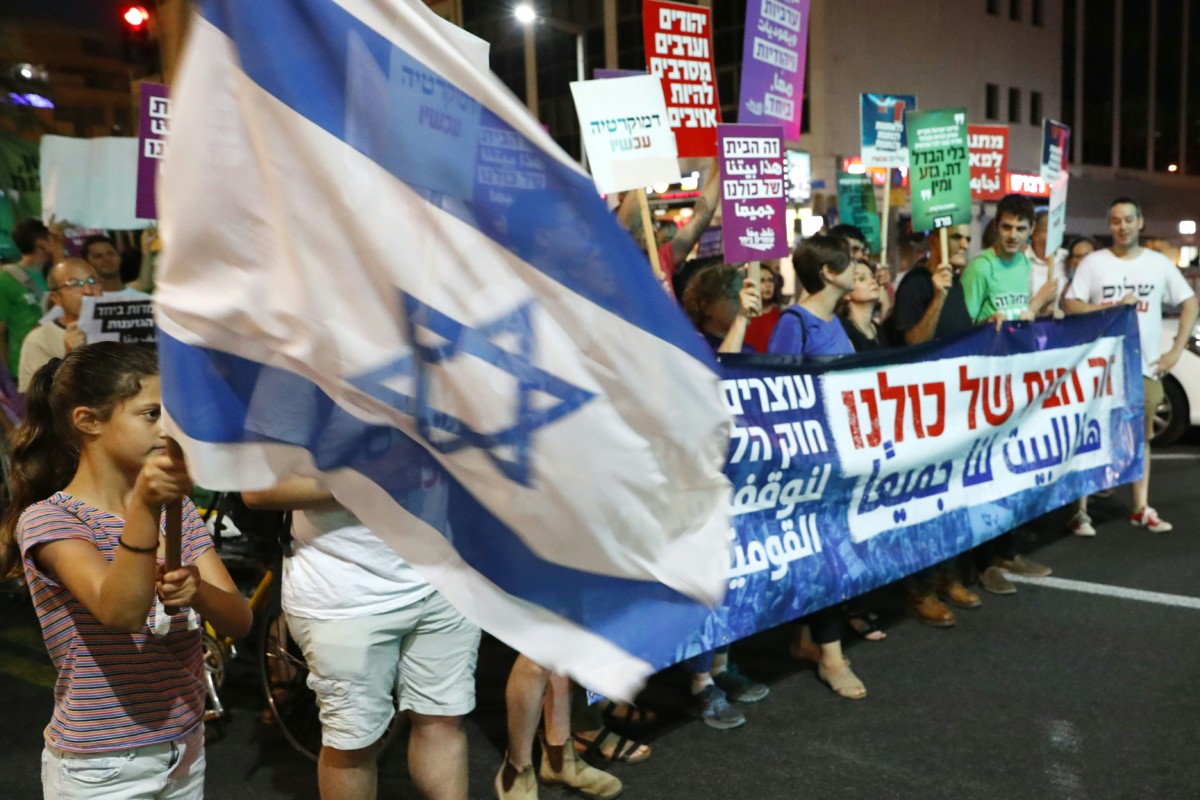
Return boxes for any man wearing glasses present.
[17,259,102,392]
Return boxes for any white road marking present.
[1150,453,1200,460]
[1007,574,1200,610]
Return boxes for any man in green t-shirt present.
[0,218,57,380]
[961,193,1055,324]
[957,193,1055,594]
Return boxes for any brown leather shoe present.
[907,591,956,627]
[936,579,982,609]
[979,566,1017,595]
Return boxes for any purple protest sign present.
[738,0,810,142]
[136,82,170,220]
[718,124,788,264]
[696,226,724,259]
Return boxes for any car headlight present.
[1187,321,1200,357]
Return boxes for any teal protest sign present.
[906,107,971,231]
[836,172,881,254]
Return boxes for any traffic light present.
[120,5,157,68]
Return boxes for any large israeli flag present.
[155,0,731,698]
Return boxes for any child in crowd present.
[0,342,251,799]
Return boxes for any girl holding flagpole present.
[0,342,250,799]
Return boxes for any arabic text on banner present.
[672,308,1143,664]
[718,124,788,263]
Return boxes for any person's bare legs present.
[504,655,551,772]
[318,742,381,800]
[408,712,467,800]
[1133,445,1151,510]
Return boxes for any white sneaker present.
[1069,511,1096,537]
[1130,506,1173,532]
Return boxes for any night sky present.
[6,0,128,38]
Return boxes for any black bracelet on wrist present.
[117,536,158,554]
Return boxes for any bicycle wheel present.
[258,605,323,762]
[258,602,405,762]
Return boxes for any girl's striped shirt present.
[19,492,213,753]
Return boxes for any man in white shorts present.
[1064,196,1199,533]
[246,479,480,800]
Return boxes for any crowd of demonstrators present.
[2,187,1195,800]
[0,220,157,403]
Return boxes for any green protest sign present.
[906,107,971,231]
[836,172,881,254]
[0,132,42,260]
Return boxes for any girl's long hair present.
[0,343,158,578]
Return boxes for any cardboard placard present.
[738,0,811,142]
[907,107,972,231]
[718,124,788,263]
[136,82,170,220]
[1046,176,1069,254]
[1040,119,1071,185]
[861,93,917,169]
[644,0,721,157]
[836,172,882,254]
[968,124,1009,202]
[78,296,157,346]
[571,75,681,194]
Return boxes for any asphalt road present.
[2,437,1199,799]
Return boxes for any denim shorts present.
[41,724,204,800]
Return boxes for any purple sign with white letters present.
[737,0,810,141]
[136,82,170,220]
[718,124,788,264]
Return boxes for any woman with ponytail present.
[0,342,251,799]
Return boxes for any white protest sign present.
[1046,175,1069,255]
[78,296,157,346]
[571,75,682,194]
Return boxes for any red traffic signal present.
[122,5,151,30]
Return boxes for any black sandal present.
[596,698,658,726]
[845,608,887,641]
[573,726,652,764]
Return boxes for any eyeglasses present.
[50,277,98,291]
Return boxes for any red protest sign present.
[967,124,1008,202]
[644,0,721,157]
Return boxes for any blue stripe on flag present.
[197,0,714,367]
[158,330,711,659]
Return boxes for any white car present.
[1154,317,1200,446]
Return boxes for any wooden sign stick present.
[879,167,892,273]
[164,437,184,614]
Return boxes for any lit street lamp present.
[514,4,587,165]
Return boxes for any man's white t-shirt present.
[282,507,435,620]
[1066,248,1195,377]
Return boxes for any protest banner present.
[158,0,729,700]
[968,124,1008,202]
[137,82,170,220]
[644,0,721,157]
[718,124,788,263]
[738,0,811,142]
[571,74,681,196]
[836,172,882,255]
[671,307,1142,662]
[907,107,972,232]
[1046,175,1069,254]
[1040,119,1071,184]
[78,296,157,346]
